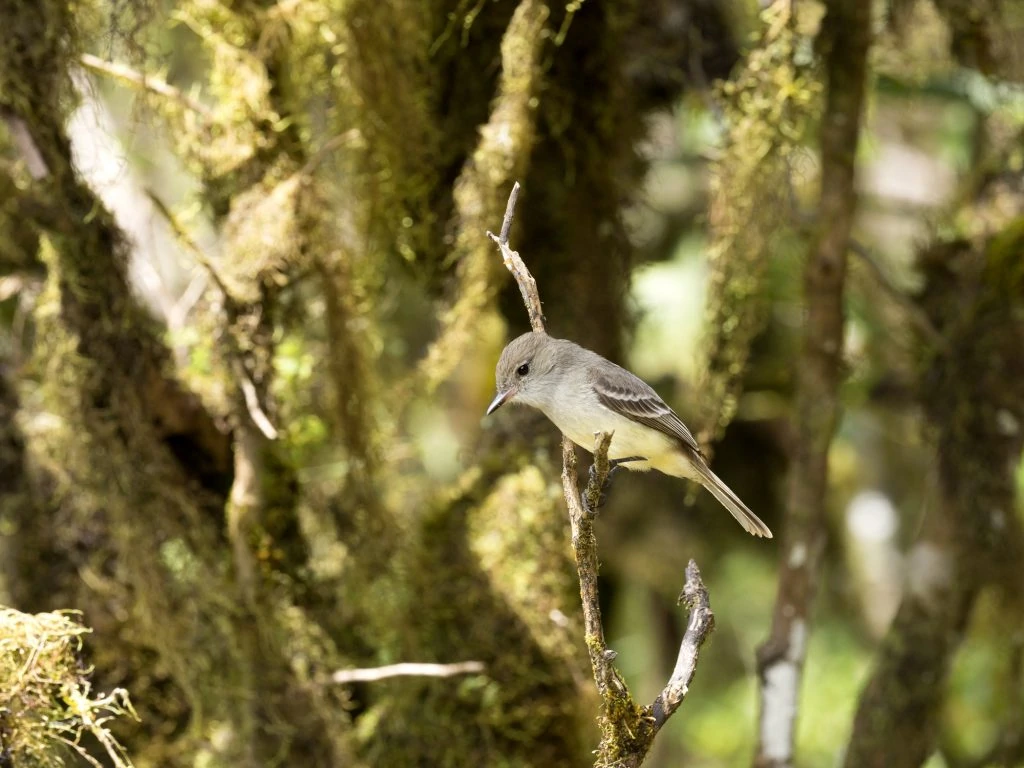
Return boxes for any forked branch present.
[488,183,714,767]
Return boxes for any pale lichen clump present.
[0,608,138,768]
[698,3,822,445]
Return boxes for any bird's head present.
[486,331,559,415]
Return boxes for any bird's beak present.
[486,388,515,416]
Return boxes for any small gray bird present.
[486,332,772,538]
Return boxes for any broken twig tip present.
[497,182,521,245]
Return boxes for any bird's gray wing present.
[592,364,704,459]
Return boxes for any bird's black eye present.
[516,362,530,377]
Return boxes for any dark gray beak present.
[486,388,514,416]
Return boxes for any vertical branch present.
[753,2,871,766]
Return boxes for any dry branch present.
[489,183,715,767]
[330,661,485,684]
[487,182,544,333]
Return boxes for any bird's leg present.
[585,456,646,513]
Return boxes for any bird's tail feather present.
[691,462,773,538]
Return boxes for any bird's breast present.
[540,397,678,473]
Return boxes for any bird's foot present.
[583,456,646,514]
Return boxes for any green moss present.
[698,3,821,445]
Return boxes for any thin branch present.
[491,182,715,767]
[496,180,521,244]
[330,661,485,684]
[651,561,715,727]
[487,184,544,333]
[563,433,618,699]
[79,54,213,120]
[144,189,233,299]
[236,362,279,440]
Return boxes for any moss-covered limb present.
[509,0,637,360]
[177,7,377,762]
[337,0,529,289]
[754,1,872,766]
[415,0,549,396]
[3,11,255,742]
[697,4,820,448]
[561,437,716,768]
[317,254,380,483]
[562,439,648,765]
[169,0,314,593]
[0,608,138,768]
[844,215,1024,768]
[0,12,232,493]
[3,3,357,764]
[0,167,45,277]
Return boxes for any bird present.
[485,331,772,538]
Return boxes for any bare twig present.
[651,561,714,727]
[495,181,521,244]
[144,189,233,299]
[487,183,544,333]
[330,661,485,684]
[236,363,279,440]
[79,54,213,120]
[491,183,715,767]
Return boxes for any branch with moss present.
[415,0,548,394]
[490,184,715,767]
[697,2,819,450]
[754,1,872,765]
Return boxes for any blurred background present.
[1,0,1023,766]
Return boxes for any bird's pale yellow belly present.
[541,404,695,478]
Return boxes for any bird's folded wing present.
[592,368,704,458]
